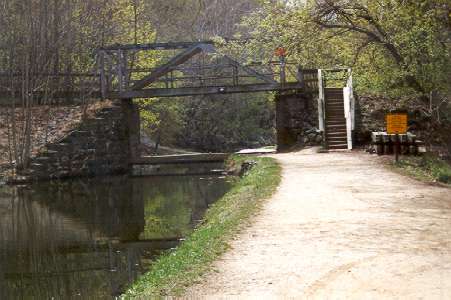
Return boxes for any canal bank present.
[0,172,232,299]
[123,156,281,298]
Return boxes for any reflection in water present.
[0,175,230,299]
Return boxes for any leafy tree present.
[238,0,451,153]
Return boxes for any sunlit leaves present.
[242,0,450,97]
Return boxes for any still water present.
[0,175,231,299]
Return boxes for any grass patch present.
[122,155,281,298]
[393,154,451,185]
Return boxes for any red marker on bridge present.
[275,47,287,57]
[275,47,287,84]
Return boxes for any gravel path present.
[186,149,451,299]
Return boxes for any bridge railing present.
[1,42,320,102]
[97,42,320,99]
[0,72,101,105]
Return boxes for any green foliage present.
[239,0,450,98]
[122,156,281,298]
[139,93,276,152]
[138,98,184,147]
[176,93,276,152]
[395,154,451,184]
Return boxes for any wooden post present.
[279,56,286,85]
[297,66,305,89]
[395,134,400,162]
[99,51,107,99]
[105,52,112,93]
[165,73,169,89]
[117,50,124,92]
[170,71,174,88]
[233,65,238,86]
[122,50,129,90]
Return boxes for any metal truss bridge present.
[0,41,318,103]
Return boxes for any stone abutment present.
[18,100,140,181]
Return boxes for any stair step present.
[328,134,347,138]
[326,124,346,128]
[327,140,348,144]
[328,144,348,150]
[327,131,347,135]
[326,117,345,121]
[326,115,345,118]
[326,123,346,126]
[327,138,347,142]
[326,124,346,126]
[326,119,346,123]
[328,140,348,143]
[327,132,347,136]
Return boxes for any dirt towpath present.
[187,149,451,299]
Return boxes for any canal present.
[0,175,231,299]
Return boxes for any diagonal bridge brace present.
[131,43,215,90]
[131,42,277,91]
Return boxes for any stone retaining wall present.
[276,93,321,151]
[19,100,140,181]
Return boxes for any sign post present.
[386,112,408,162]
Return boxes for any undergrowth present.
[394,154,451,185]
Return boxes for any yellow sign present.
[386,113,408,134]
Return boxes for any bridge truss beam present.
[110,82,306,99]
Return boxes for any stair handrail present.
[346,68,355,131]
[318,69,327,148]
[343,68,354,149]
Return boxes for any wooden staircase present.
[325,88,348,150]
